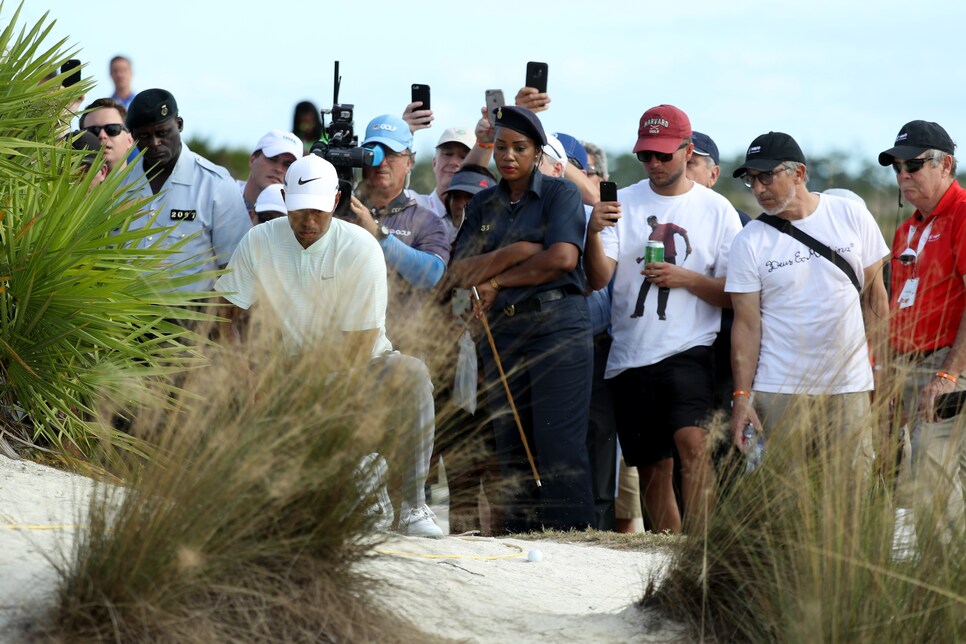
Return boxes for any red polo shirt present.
[890,181,966,353]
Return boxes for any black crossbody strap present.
[757,214,861,292]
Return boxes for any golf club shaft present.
[472,288,542,487]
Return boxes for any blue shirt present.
[454,171,586,310]
[123,144,251,291]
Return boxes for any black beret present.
[493,105,547,146]
[126,88,178,130]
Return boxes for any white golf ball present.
[527,548,543,562]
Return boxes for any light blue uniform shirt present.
[124,144,251,291]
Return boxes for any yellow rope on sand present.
[374,537,525,561]
[1,524,81,531]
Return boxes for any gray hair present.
[783,161,809,184]
[928,149,958,174]
[581,140,608,179]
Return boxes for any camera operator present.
[346,114,450,356]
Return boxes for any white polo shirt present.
[215,216,393,359]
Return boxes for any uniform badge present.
[496,107,502,121]
[161,104,169,117]
[170,209,197,221]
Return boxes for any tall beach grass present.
[645,379,965,642]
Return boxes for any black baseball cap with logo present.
[878,120,955,166]
[732,131,806,177]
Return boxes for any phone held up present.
[484,89,505,123]
[599,181,618,203]
[525,62,548,93]
[411,83,431,111]
[61,59,81,88]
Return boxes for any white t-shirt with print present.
[725,193,890,394]
[601,180,742,378]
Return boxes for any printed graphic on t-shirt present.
[631,215,691,321]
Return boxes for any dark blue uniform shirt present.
[454,170,586,310]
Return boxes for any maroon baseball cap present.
[633,104,692,154]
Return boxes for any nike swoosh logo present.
[297,177,321,185]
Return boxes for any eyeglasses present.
[85,123,127,137]
[740,166,789,188]
[568,156,584,171]
[891,157,935,175]
[636,142,688,164]
[587,165,603,178]
[364,143,412,164]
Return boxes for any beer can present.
[645,240,664,264]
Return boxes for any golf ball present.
[527,548,543,562]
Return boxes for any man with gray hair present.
[582,140,609,187]
[880,120,966,537]
[728,131,889,473]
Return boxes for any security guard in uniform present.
[450,106,595,533]
[124,88,250,292]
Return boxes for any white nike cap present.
[284,154,339,212]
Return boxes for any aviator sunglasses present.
[85,123,128,137]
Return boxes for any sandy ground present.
[0,455,681,643]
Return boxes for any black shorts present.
[610,345,714,466]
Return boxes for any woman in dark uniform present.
[449,106,594,532]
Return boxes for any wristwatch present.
[375,224,391,241]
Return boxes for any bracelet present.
[732,390,751,399]
[489,277,503,291]
[935,371,958,384]
[477,141,494,149]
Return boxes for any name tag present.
[897,278,919,309]
[170,209,197,221]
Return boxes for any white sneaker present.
[397,504,444,538]
[355,453,394,531]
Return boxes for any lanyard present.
[906,216,937,259]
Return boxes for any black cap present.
[691,131,720,166]
[444,169,496,196]
[69,129,100,165]
[732,131,806,178]
[878,120,955,166]
[126,88,178,130]
[493,105,547,146]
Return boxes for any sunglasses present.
[740,166,788,188]
[636,142,688,164]
[85,123,128,137]
[891,157,935,175]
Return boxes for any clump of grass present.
[39,307,446,643]
[645,390,966,642]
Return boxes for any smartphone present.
[599,181,618,203]
[61,59,81,88]
[525,61,549,93]
[411,83,431,111]
[485,89,505,123]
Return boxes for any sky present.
[17,0,966,173]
